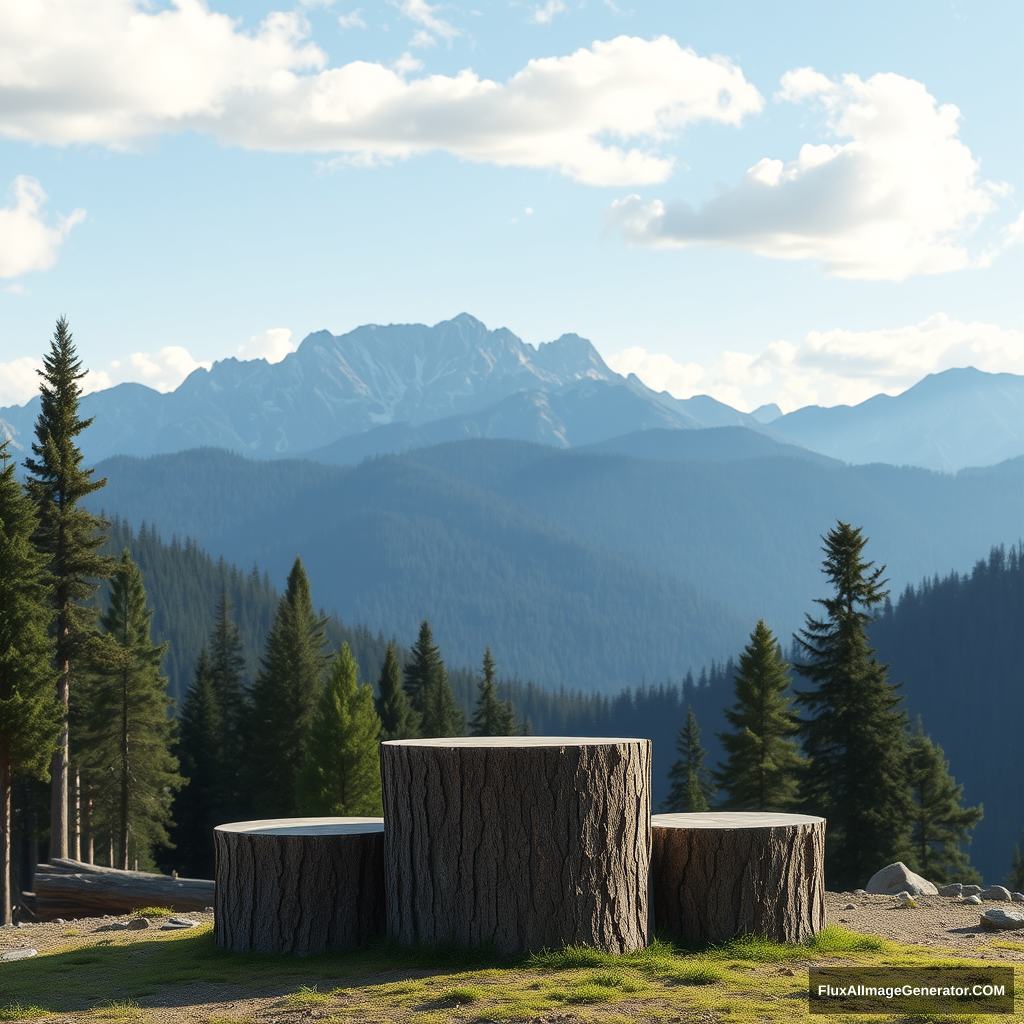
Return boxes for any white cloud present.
[396,0,459,46]
[338,8,366,30]
[83,346,213,395]
[0,176,85,278]
[0,2,763,187]
[608,70,1007,279]
[528,1,566,25]
[608,314,1024,413]
[0,355,43,407]
[1002,211,1024,249]
[237,327,296,363]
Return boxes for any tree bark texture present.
[213,817,385,955]
[49,657,69,861]
[381,737,651,956]
[31,858,214,919]
[651,812,826,944]
[1,741,11,926]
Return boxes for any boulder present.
[937,883,962,896]
[962,894,982,905]
[980,885,1012,901]
[979,909,1024,931]
[961,885,983,896]
[1013,893,1024,903]
[865,862,937,896]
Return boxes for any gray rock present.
[843,903,855,910]
[1,948,38,960]
[980,909,1024,931]
[160,917,199,930]
[865,862,938,896]
[853,889,867,895]
[1013,893,1024,903]
[896,892,918,909]
[980,886,1012,902]
[962,894,983,905]
[961,885,983,896]
[125,917,150,930]
[937,883,963,896]
[96,921,130,932]
[203,906,214,913]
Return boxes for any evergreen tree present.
[208,587,246,814]
[173,648,223,878]
[80,551,182,870]
[375,639,419,740]
[0,442,62,923]
[469,647,515,736]
[664,707,715,812]
[795,521,913,891]
[296,643,382,816]
[906,719,982,884]
[715,620,802,811]
[246,558,329,816]
[1007,832,1024,891]
[23,318,115,860]
[403,620,464,738]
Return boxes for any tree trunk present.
[381,737,651,956]
[1,741,10,926]
[213,817,385,955]
[651,812,826,944]
[49,655,69,862]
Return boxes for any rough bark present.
[381,736,651,955]
[1,741,10,926]
[49,655,69,861]
[214,817,385,955]
[31,858,214,919]
[651,812,826,944]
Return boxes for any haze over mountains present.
[2,314,1021,471]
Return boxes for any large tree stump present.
[651,812,825,944]
[213,817,384,954]
[381,736,651,956]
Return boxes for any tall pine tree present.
[404,620,463,738]
[246,558,329,816]
[0,442,61,923]
[80,551,182,870]
[296,643,382,816]
[906,719,982,884]
[715,620,803,811]
[375,639,419,740]
[469,647,515,736]
[23,318,115,860]
[208,588,246,815]
[795,521,913,890]
[664,707,715,812]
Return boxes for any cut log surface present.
[213,817,385,955]
[651,812,826,944]
[381,736,651,955]
[31,859,213,919]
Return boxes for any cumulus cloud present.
[396,0,459,46]
[83,346,213,395]
[608,69,1007,279]
[237,327,296,363]
[0,176,85,278]
[337,8,366,30]
[529,1,566,25]
[0,1,763,186]
[607,314,1024,413]
[0,355,43,407]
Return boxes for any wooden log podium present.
[213,817,384,954]
[651,812,825,944]
[381,737,651,955]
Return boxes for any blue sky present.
[1,0,1021,413]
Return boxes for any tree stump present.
[651,812,825,944]
[213,817,384,954]
[381,737,651,955]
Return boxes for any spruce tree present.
[375,639,419,740]
[296,643,382,816]
[0,442,62,923]
[173,648,224,877]
[404,620,464,738]
[80,551,182,870]
[208,587,246,814]
[1008,832,1024,891]
[715,620,802,811]
[469,647,516,736]
[664,707,715,812]
[906,719,982,884]
[795,521,913,890]
[23,318,115,859]
[246,558,329,816]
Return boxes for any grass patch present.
[0,1005,49,1022]
[806,923,887,953]
[282,984,332,1007]
[92,1000,143,1021]
[129,906,175,918]
[435,986,481,1004]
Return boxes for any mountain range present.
[3,313,1021,470]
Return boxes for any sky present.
[0,0,1022,414]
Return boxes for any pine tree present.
[173,648,224,877]
[1008,832,1024,891]
[23,318,115,860]
[715,620,803,811]
[0,442,62,923]
[246,558,329,816]
[469,647,515,736]
[795,521,913,891]
[404,620,464,738]
[80,551,182,870]
[375,639,419,740]
[296,643,382,816]
[208,587,246,814]
[664,707,715,812]
[906,719,982,884]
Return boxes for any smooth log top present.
[215,817,383,836]
[654,812,824,830]
[382,736,642,748]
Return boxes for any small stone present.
[125,917,150,930]
[980,886,1012,902]
[2,948,38,960]
[843,903,855,910]
[1012,893,1024,903]
[52,918,66,925]
[937,883,963,897]
[853,889,867,895]
[865,862,937,896]
[161,918,199,930]
[961,885,983,896]
[204,907,214,913]
[896,893,918,909]
[962,894,982,905]
[980,909,1024,931]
